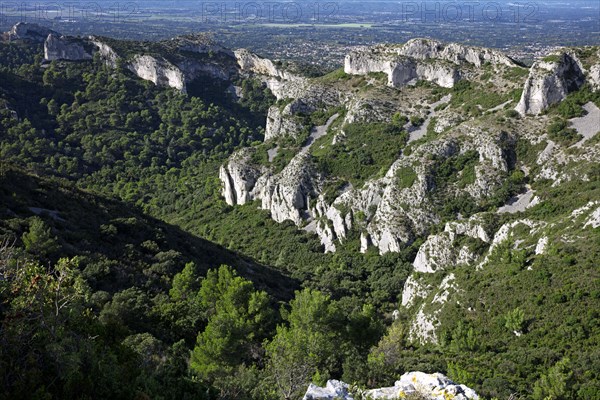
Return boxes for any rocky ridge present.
[3,22,56,42]
[0,24,241,91]
[44,34,93,61]
[220,39,600,345]
[344,38,517,89]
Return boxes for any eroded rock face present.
[345,50,459,89]
[219,149,265,205]
[220,149,321,226]
[5,22,56,42]
[235,48,287,78]
[44,34,92,61]
[515,52,586,115]
[589,63,600,91]
[265,100,312,141]
[235,48,313,99]
[37,27,238,91]
[255,153,320,225]
[303,372,479,400]
[90,37,119,67]
[401,275,430,307]
[401,214,493,343]
[222,121,512,255]
[128,55,187,92]
[399,38,515,67]
[345,38,516,88]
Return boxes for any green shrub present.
[547,118,582,145]
[396,167,417,188]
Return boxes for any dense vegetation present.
[312,120,409,188]
[1,37,599,400]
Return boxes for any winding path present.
[407,94,452,143]
[301,113,339,154]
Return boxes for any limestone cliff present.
[515,52,586,115]
[89,37,119,67]
[128,55,187,92]
[398,38,515,67]
[344,38,517,88]
[35,26,239,91]
[220,148,321,226]
[4,22,56,42]
[588,63,600,90]
[44,34,93,61]
[265,101,312,141]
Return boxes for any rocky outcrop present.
[235,48,289,79]
[220,149,321,226]
[402,215,492,343]
[254,153,320,225]
[33,26,238,91]
[398,38,515,67]
[589,64,600,91]
[128,55,187,92]
[584,206,600,229]
[412,216,490,273]
[303,372,479,400]
[89,37,119,67]
[222,41,515,256]
[219,149,265,205]
[345,49,460,88]
[222,121,511,255]
[303,380,351,400]
[4,22,56,42]
[401,275,430,307]
[515,52,586,115]
[235,48,311,99]
[345,38,516,88]
[265,101,311,141]
[44,34,92,61]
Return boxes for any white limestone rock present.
[589,64,600,91]
[89,37,119,67]
[128,55,186,91]
[265,101,311,141]
[219,149,264,206]
[254,153,319,225]
[44,34,92,61]
[315,220,337,253]
[535,236,549,255]
[345,38,516,89]
[398,38,515,67]
[413,233,455,273]
[432,274,456,304]
[345,49,460,89]
[409,304,438,344]
[235,48,314,100]
[584,206,600,229]
[303,380,353,400]
[515,52,585,116]
[304,372,479,400]
[444,219,490,243]
[5,22,56,42]
[360,232,370,253]
[235,48,288,79]
[401,275,429,307]
[478,219,544,269]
